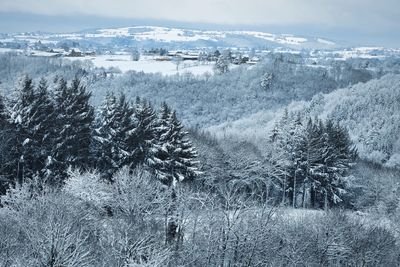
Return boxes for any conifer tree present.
[0,93,6,126]
[270,109,294,205]
[29,78,57,180]
[129,97,156,167]
[148,103,199,245]
[0,92,14,191]
[9,76,36,183]
[53,77,94,180]
[148,103,199,187]
[93,92,119,178]
[93,92,134,179]
[8,77,58,184]
[114,93,135,168]
[322,120,358,207]
[270,115,357,208]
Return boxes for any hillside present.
[0,25,339,50]
[208,74,400,168]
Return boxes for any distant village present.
[0,37,262,65]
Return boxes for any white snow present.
[86,54,214,76]
[317,38,335,46]
[0,26,339,50]
[94,26,218,42]
[279,36,308,45]
[0,48,24,53]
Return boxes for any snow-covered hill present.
[1,25,339,50]
[208,74,400,167]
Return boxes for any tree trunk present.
[310,186,316,208]
[324,190,328,211]
[293,171,297,208]
[302,180,306,208]
[281,174,286,206]
[166,187,178,245]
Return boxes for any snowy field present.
[84,54,215,76]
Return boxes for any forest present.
[0,52,400,266]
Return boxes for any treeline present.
[0,76,198,192]
[0,75,360,211]
[269,110,358,209]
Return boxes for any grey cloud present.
[0,0,399,30]
[0,0,399,46]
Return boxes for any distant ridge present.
[2,25,339,50]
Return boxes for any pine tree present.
[9,76,36,183]
[323,120,357,207]
[289,113,307,208]
[301,118,326,208]
[93,92,134,180]
[29,78,57,180]
[0,92,14,192]
[302,118,357,209]
[270,109,294,205]
[148,103,199,245]
[306,118,328,208]
[0,93,6,126]
[269,115,357,209]
[53,77,94,181]
[129,97,156,168]
[111,92,136,170]
[148,102,173,185]
[93,92,119,178]
[214,55,230,74]
[7,77,58,184]
[148,103,199,187]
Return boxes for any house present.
[247,56,260,65]
[181,54,199,61]
[84,50,96,56]
[67,49,83,57]
[155,56,171,61]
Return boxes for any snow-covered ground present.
[85,54,215,76]
[0,25,339,50]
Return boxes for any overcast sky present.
[0,0,399,46]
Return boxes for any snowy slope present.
[0,26,339,50]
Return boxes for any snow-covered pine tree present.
[322,120,357,207]
[269,109,294,205]
[9,76,36,183]
[214,55,230,74]
[299,118,357,209]
[148,103,199,187]
[167,111,199,183]
[288,113,307,208]
[29,78,57,180]
[0,92,14,192]
[148,102,173,186]
[93,92,134,180]
[93,91,119,178]
[0,93,6,126]
[260,72,274,90]
[305,118,328,208]
[269,113,357,209]
[299,117,326,208]
[53,77,94,180]
[129,97,157,168]
[148,103,199,245]
[113,93,135,168]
